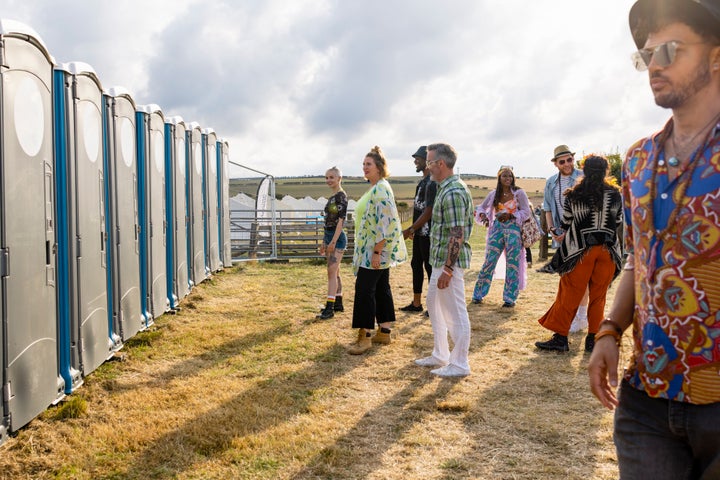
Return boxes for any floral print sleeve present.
[352,179,407,275]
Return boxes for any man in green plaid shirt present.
[414,143,474,377]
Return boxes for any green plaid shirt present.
[429,174,474,269]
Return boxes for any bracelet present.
[409,226,415,234]
[444,264,454,271]
[595,329,622,347]
[373,251,381,255]
[599,319,623,335]
[442,266,453,276]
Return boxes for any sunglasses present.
[555,158,573,166]
[631,40,704,71]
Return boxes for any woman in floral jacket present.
[349,146,407,354]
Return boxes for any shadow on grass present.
[289,363,453,479]
[455,349,610,479]
[113,338,390,479]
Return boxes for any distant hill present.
[230,175,546,206]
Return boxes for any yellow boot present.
[348,329,372,355]
[371,328,391,345]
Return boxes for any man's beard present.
[653,61,712,109]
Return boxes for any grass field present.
[0,226,627,479]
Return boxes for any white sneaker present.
[430,364,470,377]
[569,314,588,333]
[414,356,448,368]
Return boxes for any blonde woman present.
[317,166,348,320]
[349,146,407,354]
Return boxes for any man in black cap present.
[399,146,437,313]
[589,1,720,478]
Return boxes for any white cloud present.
[1,0,669,180]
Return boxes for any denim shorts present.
[323,229,347,250]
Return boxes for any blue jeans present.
[614,380,720,479]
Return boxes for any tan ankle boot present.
[348,329,372,354]
[371,328,391,345]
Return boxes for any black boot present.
[584,333,596,352]
[334,296,344,312]
[317,302,335,320]
[535,333,569,352]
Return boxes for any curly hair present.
[365,145,389,178]
[565,155,620,209]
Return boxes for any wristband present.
[442,266,453,276]
[595,329,622,347]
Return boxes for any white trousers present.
[426,267,471,371]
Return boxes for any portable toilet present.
[53,62,113,389]
[0,19,64,442]
[136,104,168,321]
[187,122,207,286]
[218,139,232,267]
[104,87,145,340]
[202,128,221,273]
[164,116,189,308]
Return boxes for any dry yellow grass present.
[0,228,628,480]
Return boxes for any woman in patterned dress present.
[348,146,407,354]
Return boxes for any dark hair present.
[566,155,620,209]
[365,145,389,178]
[492,167,518,208]
[635,1,720,46]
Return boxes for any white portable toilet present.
[218,139,232,267]
[164,116,190,306]
[104,87,144,340]
[187,122,207,286]
[0,19,64,442]
[203,128,221,273]
[136,104,168,321]
[54,62,113,385]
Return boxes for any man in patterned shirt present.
[413,143,474,377]
[589,1,720,478]
[400,145,437,314]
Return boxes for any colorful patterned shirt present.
[352,179,407,274]
[429,175,474,269]
[623,118,720,404]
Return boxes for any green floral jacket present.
[352,179,407,275]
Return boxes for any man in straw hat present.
[589,1,720,477]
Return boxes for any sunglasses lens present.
[632,41,677,71]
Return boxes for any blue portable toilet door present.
[148,115,168,318]
[173,124,189,299]
[220,141,232,267]
[107,92,143,340]
[0,33,63,432]
[189,127,206,284]
[73,71,111,375]
[204,132,221,272]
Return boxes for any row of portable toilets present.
[0,20,233,444]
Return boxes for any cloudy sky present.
[2,0,669,179]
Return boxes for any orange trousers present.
[538,245,616,336]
